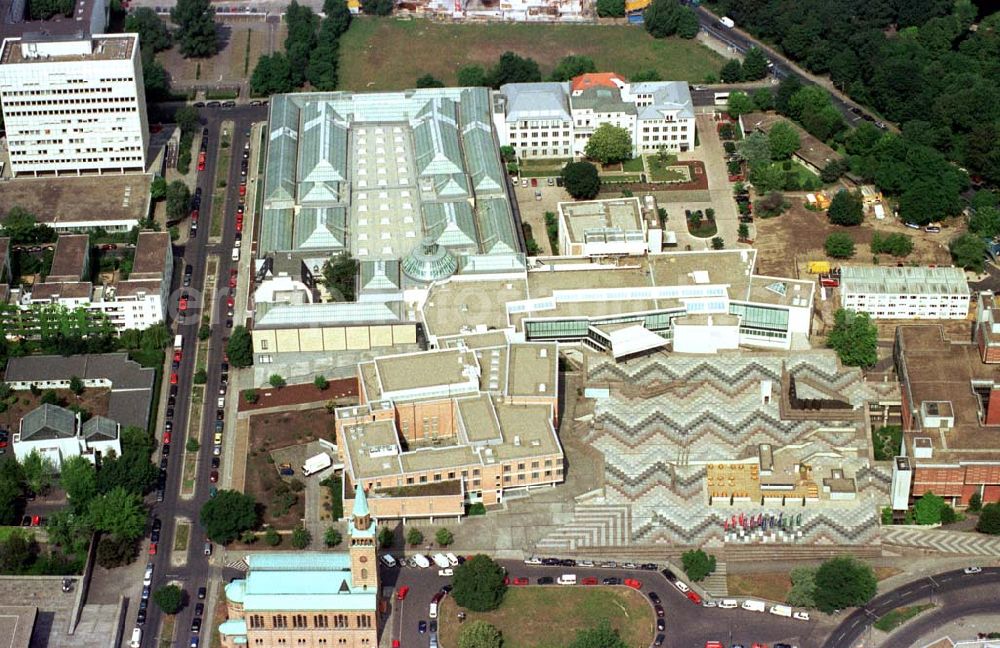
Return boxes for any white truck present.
[741,599,766,612]
[173,334,183,350]
[432,553,451,569]
[301,453,332,477]
[719,16,735,28]
[769,604,793,618]
[413,554,431,569]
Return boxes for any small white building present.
[840,265,971,320]
[0,33,148,177]
[557,198,651,257]
[13,404,121,469]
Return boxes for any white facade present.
[0,33,148,177]
[840,265,971,320]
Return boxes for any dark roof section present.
[0,0,102,39]
[81,415,118,441]
[47,234,89,282]
[129,231,170,280]
[20,403,76,441]
[5,353,154,430]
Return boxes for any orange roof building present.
[570,73,627,95]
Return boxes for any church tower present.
[348,484,378,590]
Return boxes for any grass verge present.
[173,521,191,553]
[210,121,234,239]
[726,572,792,602]
[158,616,175,648]
[439,587,654,648]
[873,604,935,632]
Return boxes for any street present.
[132,103,267,647]
[386,558,818,648]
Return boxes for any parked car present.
[601,577,621,585]
[537,576,554,585]
[624,578,642,590]
[648,592,661,604]
[964,566,983,574]
[674,580,690,593]
[511,577,529,586]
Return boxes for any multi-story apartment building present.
[493,73,695,160]
[2,231,172,334]
[840,265,971,320]
[218,491,380,648]
[0,33,148,177]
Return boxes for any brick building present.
[893,325,1000,507]
[218,490,380,648]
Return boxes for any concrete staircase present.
[701,561,728,597]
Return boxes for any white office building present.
[0,33,148,177]
[840,265,971,320]
[493,74,695,160]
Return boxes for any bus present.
[713,92,730,106]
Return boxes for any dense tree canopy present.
[568,620,629,648]
[584,124,633,165]
[681,549,717,582]
[768,121,801,160]
[360,0,393,15]
[595,0,624,17]
[549,55,596,82]
[741,47,770,80]
[561,161,601,200]
[978,502,1000,535]
[824,232,856,259]
[153,585,184,614]
[88,487,147,541]
[813,556,877,613]
[827,309,878,368]
[457,65,487,87]
[643,0,697,39]
[458,621,503,648]
[226,326,254,368]
[827,190,864,226]
[171,0,218,57]
[913,491,946,524]
[949,233,987,272]
[452,555,507,612]
[200,490,259,544]
[486,52,541,88]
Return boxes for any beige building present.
[218,490,380,648]
[337,340,564,517]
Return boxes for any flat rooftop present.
[0,0,98,39]
[129,231,170,279]
[374,348,479,395]
[422,277,527,338]
[506,343,558,398]
[0,605,34,648]
[897,325,1000,460]
[558,198,644,243]
[0,34,134,64]
[47,234,88,282]
[841,265,970,296]
[0,175,151,227]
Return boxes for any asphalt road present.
[385,559,818,648]
[822,567,1000,648]
[136,103,266,647]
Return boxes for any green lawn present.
[338,18,724,91]
[622,157,645,173]
[689,220,718,238]
[872,425,903,461]
[439,587,654,648]
[873,604,935,632]
[173,521,191,553]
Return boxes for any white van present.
[429,592,443,618]
[380,554,397,568]
[217,397,225,408]
[557,574,577,585]
[718,599,738,609]
[412,554,431,569]
[445,552,459,567]
[769,604,792,618]
[432,553,450,569]
[741,599,766,612]
[231,248,240,262]
[129,627,142,648]
[143,565,153,586]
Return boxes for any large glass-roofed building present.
[260,88,523,285]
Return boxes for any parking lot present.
[512,178,569,255]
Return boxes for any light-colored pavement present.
[882,527,1000,557]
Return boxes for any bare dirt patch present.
[238,379,357,412]
[0,388,111,430]
[727,572,792,602]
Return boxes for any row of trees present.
[250,0,351,96]
[786,555,877,614]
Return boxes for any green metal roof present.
[352,485,370,518]
[463,127,505,196]
[232,552,377,612]
[297,102,349,184]
[225,579,246,604]
[218,619,247,637]
[413,98,464,177]
[263,96,300,209]
[259,208,294,253]
[293,207,347,250]
[424,201,477,250]
[298,180,343,205]
[476,197,519,255]
[359,259,401,293]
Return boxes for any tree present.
[21,450,53,496]
[755,191,786,217]
[914,491,946,524]
[719,59,744,83]
[153,585,183,614]
[584,124,633,165]
[568,620,629,648]
[416,74,445,88]
[949,233,988,273]
[40,390,59,406]
[171,0,217,57]
[95,534,134,569]
[549,55,596,82]
[595,0,624,17]
[200,490,258,544]
[827,309,878,368]
[742,47,770,80]
[193,368,207,385]
[324,527,343,547]
[827,190,864,226]
[737,131,771,167]
[45,510,91,556]
[676,6,699,38]
[870,232,913,257]
[314,375,329,391]
[970,206,1000,239]
[977,502,1000,535]
[0,529,38,573]
[268,374,286,388]
[323,0,352,36]
[561,161,601,200]
[452,555,507,612]
[900,179,962,226]
[406,527,424,546]
[0,461,24,526]
[486,52,541,88]
[88,487,146,541]
[630,69,661,82]
[457,65,487,87]
[786,566,817,607]
[711,236,725,250]
[752,88,775,111]
[681,549,717,582]
[643,0,682,38]
[186,438,200,452]
[250,53,293,96]
[0,207,54,245]
[738,222,750,241]
[322,252,359,301]
[940,505,957,524]
[360,0,393,15]
[768,122,801,160]
[435,528,454,546]
[243,389,259,404]
[68,375,85,396]
[265,527,282,546]
[813,556,877,613]
[820,159,849,183]
[378,526,394,548]
[174,107,200,138]
[291,526,311,549]
[123,7,172,52]
[968,491,982,512]
[165,181,192,222]
[226,326,254,368]
[458,621,503,648]
[60,455,97,511]
[824,232,856,259]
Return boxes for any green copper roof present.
[424,202,477,250]
[476,197,519,255]
[413,98,464,177]
[263,95,300,209]
[232,552,378,612]
[259,208,294,253]
[218,619,247,637]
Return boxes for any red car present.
[624,578,642,590]
[226,296,234,308]
[229,275,237,288]
[235,221,243,233]
[581,577,598,586]
[0,440,7,448]
[396,586,409,601]
[511,577,529,586]
[239,184,247,197]
[174,350,182,362]
[163,432,171,445]
[149,542,157,555]
[170,373,179,385]
[190,209,199,221]
[210,470,219,483]
[178,297,188,311]
[197,151,206,171]
[31,515,40,526]
[751,644,768,648]
[686,590,702,605]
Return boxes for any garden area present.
[439,586,654,648]
[686,208,717,238]
[872,425,903,462]
[645,152,690,183]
